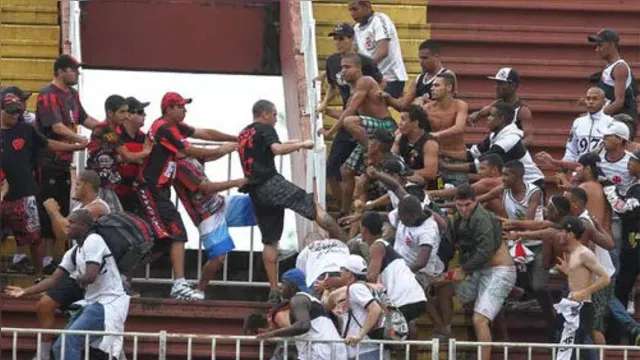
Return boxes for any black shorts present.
[46,272,85,311]
[134,183,188,244]
[37,167,71,239]
[249,174,316,245]
[326,129,357,180]
[399,300,427,323]
[118,191,141,215]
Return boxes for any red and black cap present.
[588,28,620,43]
[1,93,25,114]
[161,92,192,112]
[54,54,83,72]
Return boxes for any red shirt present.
[115,126,146,197]
[174,157,224,226]
[137,118,194,188]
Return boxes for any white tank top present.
[503,184,544,246]
[374,239,427,307]
[579,210,615,278]
[599,149,634,196]
[294,292,348,360]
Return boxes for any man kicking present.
[239,100,346,302]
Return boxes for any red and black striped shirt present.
[174,157,224,226]
[115,126,146,197]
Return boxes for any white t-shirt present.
[60,234,130,356]
[341,282,382,358]
[354,12,408,82]
[389,210,444,276]
[374,239,427,307]
[598,149,634,196]
[296,239,350,287]
[294,292,348,360]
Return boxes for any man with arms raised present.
[239,100,346,302]
[422,73,469,187]
[554,216,611,360]
[439,184,516,360]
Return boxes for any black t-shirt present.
[1,122,48,200]
[35,83,88,170]
[238,123,281,185]
[326,53,383,106]
[86,121,124,189]
[620,182,640,249]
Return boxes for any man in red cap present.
[1,94,86,278]
[135,91,238,301]
[36,54,102,274]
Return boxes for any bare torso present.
[487,241,514,267]
[424,99,466,152]
[566,245,596,300]
[580,181,612,235]
[350,76,392,119]
[478,178,508,218]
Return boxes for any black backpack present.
[72,212,155,275]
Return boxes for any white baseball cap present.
[487,67,520,84]
[603,121,630,141]
[343,255,368,275]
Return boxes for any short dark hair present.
[561,216,585,239]
[455,184,476,200]
[503,160,525,175]
[361,211,383,236]
[405,105,430,131]
[78,170,101,193]
[372,129,394,153]
[419,39,441,53]
[613,113,635,135]
[567,187,588,205]
[550,195,572,217]
[104,94,127,115]
[492,101,515,125]
[398,195,427,223]
[252,100,275,118]
[478,153,504,171]
[69,209,95,229]
[578,152,603,179]
[436,72,456,92]
[342,53,362,69]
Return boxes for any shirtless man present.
[321,54,396,213]
[554,216,610,360]
[422,73,469,187]
[429,153,507,217]
[573,153,613,233]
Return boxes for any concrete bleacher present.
[0,0,59,111]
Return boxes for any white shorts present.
[454,265,516,320]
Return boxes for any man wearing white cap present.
[338,255,388,360]
[599,121,635,195]
[468,67,533,146]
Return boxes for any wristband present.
[444,271,455,281]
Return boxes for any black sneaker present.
[268,289,282,303]
[42,260,58,275]
[7,258,33,274]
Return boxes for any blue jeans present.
[53,302,105,360]
[609,296,638,333]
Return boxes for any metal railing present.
[449,339,640,360]
[1,328,440,360]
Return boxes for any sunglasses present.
[4,108,23,116]
[129,110,146,115]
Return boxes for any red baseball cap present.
[161,92,192,112]
[1,93,25,113]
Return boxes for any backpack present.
[72,212,155,275]
[344,281,408,341]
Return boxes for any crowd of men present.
[1,0,640,359]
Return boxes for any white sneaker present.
[170,282,204,301]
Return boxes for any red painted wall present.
[80,0,271,74]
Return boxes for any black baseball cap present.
[125,96,150,112]
[588,28,620,43]
[54,54,83,72]
[381,158,413,177]
[487,67,520,84]
[0,86,31,102]
[329,23,355,37]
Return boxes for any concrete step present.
[0,24,60,59]
[1,5,58,25]
[316,21,429,43]
[312,3,427,26]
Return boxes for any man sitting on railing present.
[6,209,130,360]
